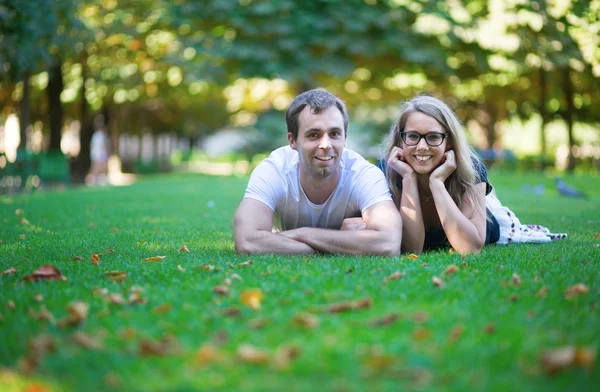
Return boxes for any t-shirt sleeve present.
[243,160,285,211]
[354,165,393,213]
[473,157,492,195]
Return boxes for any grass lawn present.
[0,170,599,391]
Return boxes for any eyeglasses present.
[400,132,448,147]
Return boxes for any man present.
[234,89,401,255]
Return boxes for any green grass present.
[0,171,599,392]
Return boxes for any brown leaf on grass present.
[536,286,548,298]
[109,228,119,233]
[154,303,172,315]
[72,256,84,261]
[238,260,253,267]
[564,283,589,299]
[6,300,16,310]
[57,301,89,328]
[91,254,100,265]
[221,307,241,317]
[195,264,215,271]
[1,267,17,276]
[27,306,55,324]
[444,265,459,275]
[230,273,243,281]
[240,289,263,310]
[72,332,104,350]
[139,335,179,357]
[15,208,24,215]
[512,273,521,286]
[20,217,29,225]
[484,323,496,334]
[105,248,116,254]
[141,255,166,262]
[33,294,43,302]
[196,344,222,366]
[213,285,230,296]
[432,276,445,289]
[22,265,67,282]
[128,287,147,305]
[363,352,396,371]
[368,313,400,327]
[178,245,190,253]
[273,344,301,370]
[574,346,597,368]
[447,324,465,344]
[326,297,372,313]
[177,265,186,272]
[104,271,127,283]
[237,344,269,364]
[508,294,519,302]
[293,312,320,329]
[407,253,419,260]
[383,271,404,284]
[420,263,430,267]
[540,346,576,374]
[411,312,430,323]
[107,293,125,305]
[413,327,431,341]
[18,334,56,375]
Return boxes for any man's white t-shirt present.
[244,146,392,231]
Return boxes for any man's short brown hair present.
[285,89,349,140]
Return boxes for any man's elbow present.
[234,236,254,254]
[375,236,401,256]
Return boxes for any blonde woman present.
[379,95,500,255]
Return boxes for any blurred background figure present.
[87,115,110,185]
[555,177,588,199]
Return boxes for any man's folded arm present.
[234,198,316,254]
[279,200,402,256]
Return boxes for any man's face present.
[288,105,346,179]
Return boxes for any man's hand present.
[430,150,456,183]
[340,217,367,231]
[388,146,414,178]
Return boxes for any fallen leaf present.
[383,271,404,284]
[512,273,521,286]
[240,289,264,310]
[27,306,55,324]
[273,344,301,369]
[57,301,89,328]
[407,253,419,260]
[196,344,222,366]
[195,264,215,271]
[136,240,147,245]
[484,323,496,334]
[411,312,430,323]
[154,303,172,315]
[91,254,100,265]
[105,248,116,253]
[139,335,179,357]
[221,307,241,317]
[128,287,147,304]
[420,263,430,267]
[432,276,445,288]
[508,294,519,302]
[363,352,396,371]
[33,294,43,302]
[326,297,372,313]
[22,265,67,282]
[103,271,127,283]
[142,256,166,262]
[107,293,125,305]
[15,208,24,215]
[1,267,17,276]
[72,256,84,261]
[574,346,597,368]
[177,265,186,272]
[178,245,190,253]
[444,265,459,275]
[109,228,119,233]
[72,332,103,350]
[564,283,589,299]
[413,327,431,341]
[230,273,243,281]
[247,318,270,329]
[368,313,400,327]
[213,285,230,296]
[536,286,548,298]
[20,217,29,225]
[223,278,232,286]
[540,346,576,374]
[447,324,465,344]
[495,265,504,270]
[293,312,319,329]
[238,260,253,267]
[237,344,269,364]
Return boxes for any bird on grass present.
[555,177,588,199]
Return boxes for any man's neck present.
[300,169,340,205]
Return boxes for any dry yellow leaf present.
[444,265,459,275]
[178,245,190,253]
[1,267,17,276]
[104,271,127,283]
[407,253,419,260]
[91,254,100,265]
[536,286,548,298]
[432,276,444,288]
[142,256,166,262]
[293,312,319,329]
[383,271,404,284]
[512,273,521,286]
[564,283,589,299]
[154,303,172,314]
[238,260,253,267]
[177,265,186,272]
[240,289,264,310]
[237,344,269,364]
[196,344,222,366]
[15,209,24,215]
[20,217,29,225]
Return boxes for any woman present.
[379,95,500,255]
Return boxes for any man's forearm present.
[235,230,317,254]
[283,227,400,256]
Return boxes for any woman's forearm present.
[399,177,425,253]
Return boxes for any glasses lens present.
[403,132,420,145]
[426,133,444,146]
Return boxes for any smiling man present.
[233,89,402,255]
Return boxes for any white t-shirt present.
[90,130,109,162]
[244,146,392,231]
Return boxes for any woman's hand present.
[430,150,456,183]
[388,146,414,178]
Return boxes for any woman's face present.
[400,112,449,175]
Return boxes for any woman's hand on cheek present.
[430,150,456,182]
[388,146,414,177]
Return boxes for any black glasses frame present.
[400,131,448,147]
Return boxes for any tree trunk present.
[74,54,92,183]
[18,71,31,151]
[563,68,576,172]
[539,68,547,170]
[47,59,64,151]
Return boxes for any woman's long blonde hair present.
[382,95,485,217]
